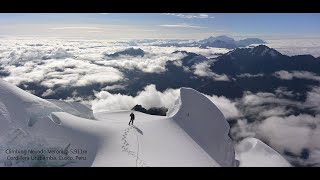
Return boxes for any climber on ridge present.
[129,112,135,125]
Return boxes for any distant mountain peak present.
[214,35,236,43]
[172,50,208,66]
[249,45,281,57]
[200,35,235,44]
[226,45,281,58]
[199,35,266,49]
[172,50,191,55]
[238,38,266,46]
[106,47,145,58]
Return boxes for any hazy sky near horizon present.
[0,13,319,40]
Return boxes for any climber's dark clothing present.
[129,112,135,125]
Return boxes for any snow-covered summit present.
[0,80,290,167]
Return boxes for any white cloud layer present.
[158,23,206,29]
[51,27,102,30]
[3,58,123,87]
[230,86,320,166]
[92,84,180,113]
[193,61,230,81]
[163,13,214,19]
[0,38,233,92]
[205,95,241,119]
[0,39,229,87]
[236,73,264,78]
[274,70,320,81]
[91,84,240,119]
[305,86,320,113]
[1,37,320,166]
[257,114,320,165]
[267,38,320,57]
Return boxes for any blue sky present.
[0,13,319,40]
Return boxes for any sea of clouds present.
[1,37,320,166]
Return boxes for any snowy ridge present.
[170,88,238,167]
[47,99,95,120]
[0,79,61,130]
[0,79,98,166]
[0,79,290,167]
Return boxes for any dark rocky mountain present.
[132,104,168,116]
[132,104,147,113]
[173,51,208,66]
[211,45,320,75]
[106,48,145,58]
[147,107,168,116]
[116,45,320,104]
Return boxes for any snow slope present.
[235,137,291,167]
[168,87,237,167]
[92,110,219,166]
[0,80,97,166]
[47,99,95,120]
[0,79,291,167]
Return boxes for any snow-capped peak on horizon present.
[200,35,236,44]
[199,35,266,49]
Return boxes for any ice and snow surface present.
[169,87,237,167]
[0,80,97,166]
[47,99,95,120]
[235,137,291,167]
[92,110,219,167]
[0,79,291,167]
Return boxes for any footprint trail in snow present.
[121,126,148,167]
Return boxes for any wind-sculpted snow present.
[0,80,98,166]
[170,88,238,167]
[0,79,62,127]
[47,99,95,120]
